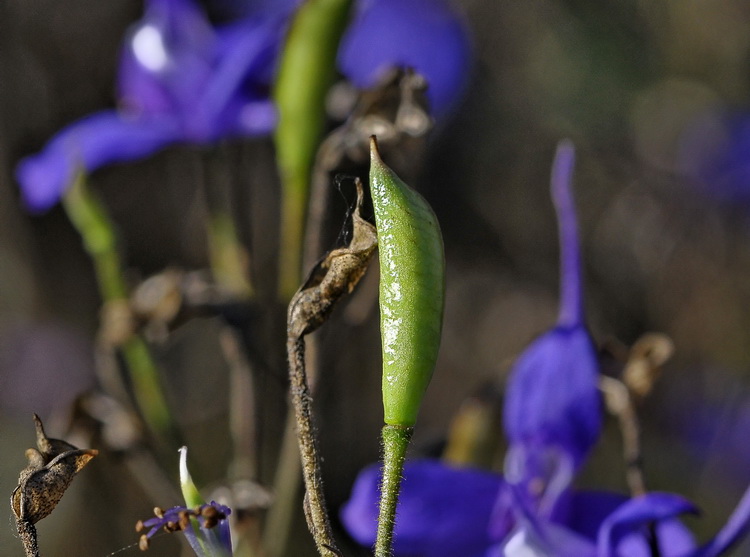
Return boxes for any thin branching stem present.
[600,376,647,496]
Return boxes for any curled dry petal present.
[11,415,97,557]
[287,178,378,339]
[11,414,98,525]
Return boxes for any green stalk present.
[262,416,302,557]
[376,425,413,557]
[63,173,172,434]
[207,210,253,299]
[200,150,254,300]
[274,0,353,300]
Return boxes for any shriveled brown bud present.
[11,415,97,557]
[287,178,377,340]
[623,332,674,398]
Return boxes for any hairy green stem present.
[62,173,172,434]
[376,425,413,557]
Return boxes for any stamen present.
[178,511,190,531]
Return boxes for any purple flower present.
[16,0,286,212]
[137,446,234,556]
[677,109,750,203]
[338,0,472,116]
[136,501,233,556]
[340,141,750,556]
[16,0,471,212]
[342,460,504,557]
[502,140,600,517]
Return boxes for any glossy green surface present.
[370,138,445,427]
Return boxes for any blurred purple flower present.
[502,140,600,519]
[678,109,750,203]
[341,141,750,556]
[16,0,471,212]
[16,0,286,212]
[338,0,471,116]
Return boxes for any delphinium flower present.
[341,141,750,556]
[16,0,471,213]
[136,447,233,556]
[338,0,472,116]
[16,0,287,212]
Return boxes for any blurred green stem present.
[273,0,353,300]
[200,149,254,300]
[207,212,253,299]
[376,425,413,557]
[262,415,301,557]
[63,173,172,435]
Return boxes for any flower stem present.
[16,519,39,557]
[262,415,302,557]
[286,337,340,556]
[273,0,353,301]
[264,335,321,557]
[62,173,172,435]
[199,150,254,300]
[375,424,413,557]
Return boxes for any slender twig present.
[263,334,321,557]
[287,337,340,557]
[16,520,39,557]
[263,415,302,557]
[278,179,375,556]
[600,375,647,496]
[221,328,258,480]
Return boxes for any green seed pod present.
[369,136,445,427]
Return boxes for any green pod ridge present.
[369,137,445,427]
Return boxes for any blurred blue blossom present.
[16,0,286,212]
[16,0,470,211]
[341,141,750,556]
[338,0,471,116]
[678,109,750,203]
